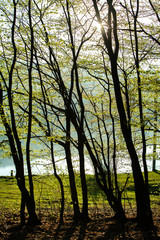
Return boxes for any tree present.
[92,0,153,227]
[29,0,85,220]
[34,50,65,225]
[29,0,125,220]
[0,0,40,225]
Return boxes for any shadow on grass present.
[154,170,160,175]
[149,183,160,196]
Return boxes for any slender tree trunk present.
[65,0,89,220]
[65,110,81,219]
[65,129,81,218]
[132,0,153,226]
[92,0,153,227]
[152,132,157,172]
[35,44,65,225]
[26,0,35,204]
[152,95,158,171]
[16,177,40,225]
[20,194,25,225]
[0,0,39,222]
[111,59,153,227]
[0,81,40,225]
[78,133,89,221]
[84,132,125,220]
[50,141,65,225]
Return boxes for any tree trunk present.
[16,177,41,225]
[152,95,158,172]
[78,133,90,221]
[65,141,81,219]
[65,113,81,218]
[20,192,25,225]
[50,141,64,225]
[111,59,153,227]
[92,0,153,227]
[0,84,40,225]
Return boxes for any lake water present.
[0,156,94,176]
[0,155,160,176]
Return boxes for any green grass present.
[0,171,160,221]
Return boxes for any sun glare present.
[93,21,102,31]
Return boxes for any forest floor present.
[0,207,160,240]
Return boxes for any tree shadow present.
[77,221,87,240]
[104,220,126,239]
[4,215,160,239]
[154,170,160,175]
[104,218,159,240]
[53,219,88,240]
[53,223,62,240]
[141,225,160,240]
[53,221,78,240]
[6,224,37,240]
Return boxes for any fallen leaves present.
[0,207,160,239]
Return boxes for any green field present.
[0,171,160,222]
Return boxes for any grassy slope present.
[0,171,159,221]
